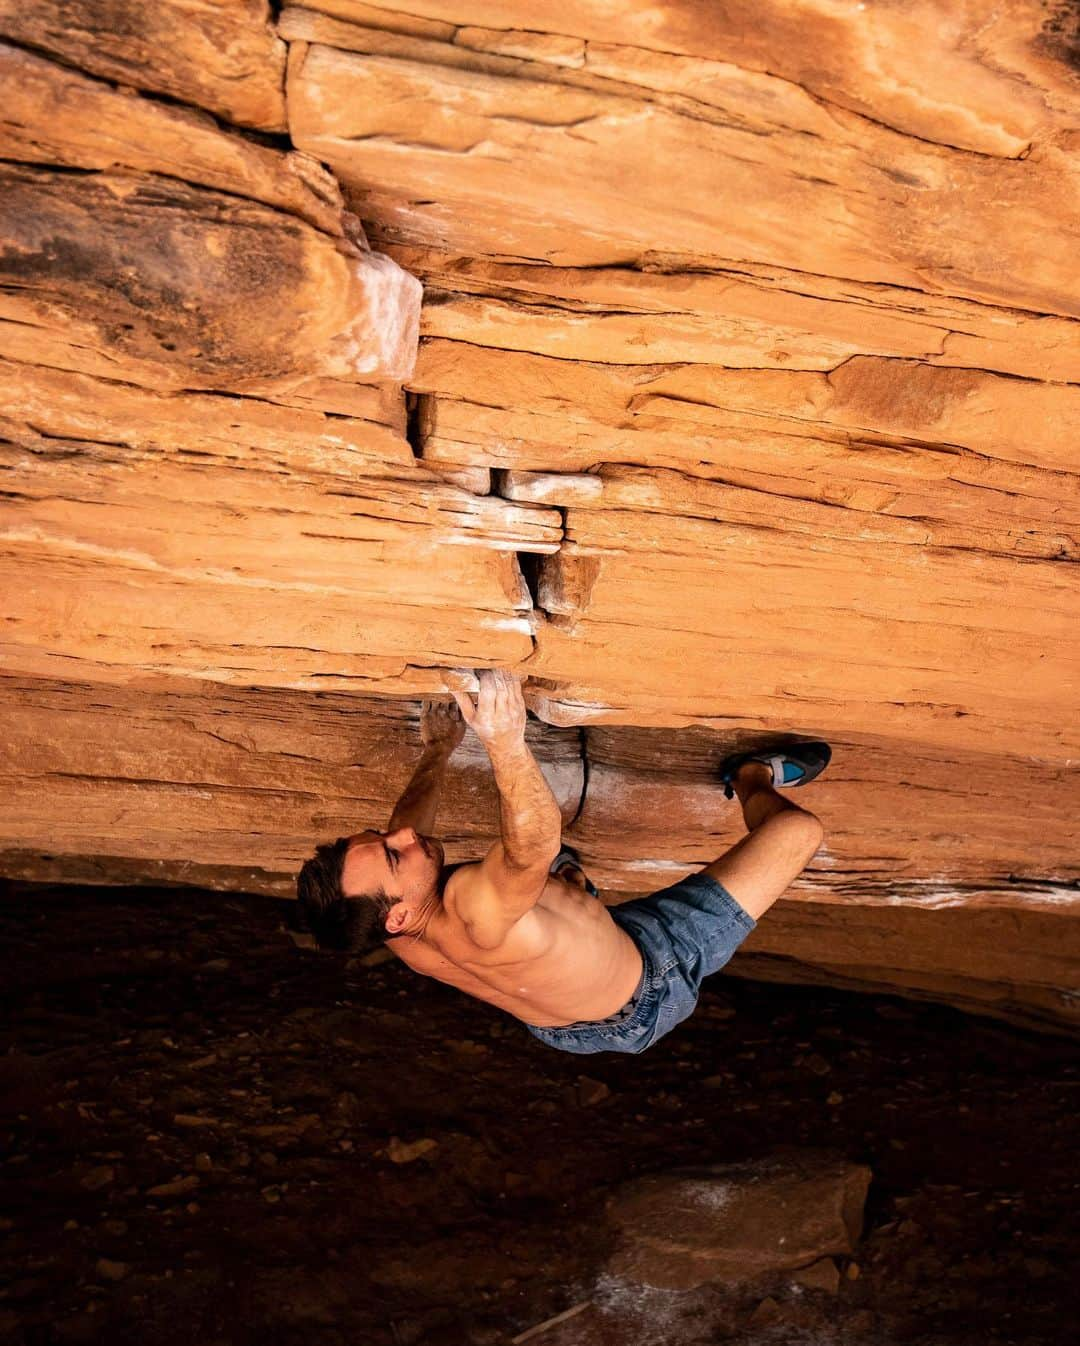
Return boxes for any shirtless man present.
[295,669,830,1055]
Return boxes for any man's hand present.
[420,699,466,756]
[450,669,527,756]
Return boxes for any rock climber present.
[295,669,830,1055]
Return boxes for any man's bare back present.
[389,867,645,1028]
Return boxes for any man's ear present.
[384,900,409,935]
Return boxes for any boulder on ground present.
[604,1151,870,1292]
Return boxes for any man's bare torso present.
[388,867,645,1028]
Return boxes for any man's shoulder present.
[435,866,554,960]
[435,860,488,938]
[438,859,480,905]
[439,859,477,883]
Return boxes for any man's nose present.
[388,826,417,845]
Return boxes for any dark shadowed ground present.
[0,880,1077,1345]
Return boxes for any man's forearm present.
[387,746,451,834]
[486,739,562,868]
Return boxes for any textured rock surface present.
[0,161,421,391]
[0,42,341,235]
[604,1153,869,1290]
[0,0,288,131]
[1,0,1077,1027]
[0,422,553,689]
[0,678,583,883]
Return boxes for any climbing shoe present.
[719,741,832,800]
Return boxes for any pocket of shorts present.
[649,958,678,985]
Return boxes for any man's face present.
[342,826,444,931]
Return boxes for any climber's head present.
[295,826,444,953]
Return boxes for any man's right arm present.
[450,670,562,947]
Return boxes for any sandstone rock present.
[386,1136,438,1163]
[79,1166,115,1192]
[0,420,559,692]
[283,3,1079,768]
[604,1153,870,1292]
[287,11,1078,310]
[570,724,1079,893]
[790,1257,841,1293]
[575,1077,610,1107]
[0,0,287,131]
[405,295,1076,763]
[1,674,1076,1029]
[95,1258,129,1282]
[728,900,1080,1036]
[146,1176,200,1198]
[2,0,1078,1032]
[748,1296,782,1325]
[391,245,1080,385]
[514,438,1074,759]
[0,163,421,392]
[0,44,343,237]
[0,360,409,469]
[0,679,582,882]
[293,0,1076,156]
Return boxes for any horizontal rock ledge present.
[2,678,1076,1032]
[0,163,422,391]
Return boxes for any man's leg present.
[700,761,824,921]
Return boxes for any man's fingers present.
[443,667,477,693]
[494,669,512,714]
[449,690,476,723]
[448,669,527,740]
[495,669,524,710]
[477,670,496,716]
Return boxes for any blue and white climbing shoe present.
[550,845,600,897]
[719,741,832,801]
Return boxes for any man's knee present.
[771,806,824,858]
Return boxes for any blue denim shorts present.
[524,872,757,1055]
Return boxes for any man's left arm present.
[387,701,465,834]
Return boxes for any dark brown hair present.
[295,835,394,953]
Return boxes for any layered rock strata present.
[1,0,1077,1028]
